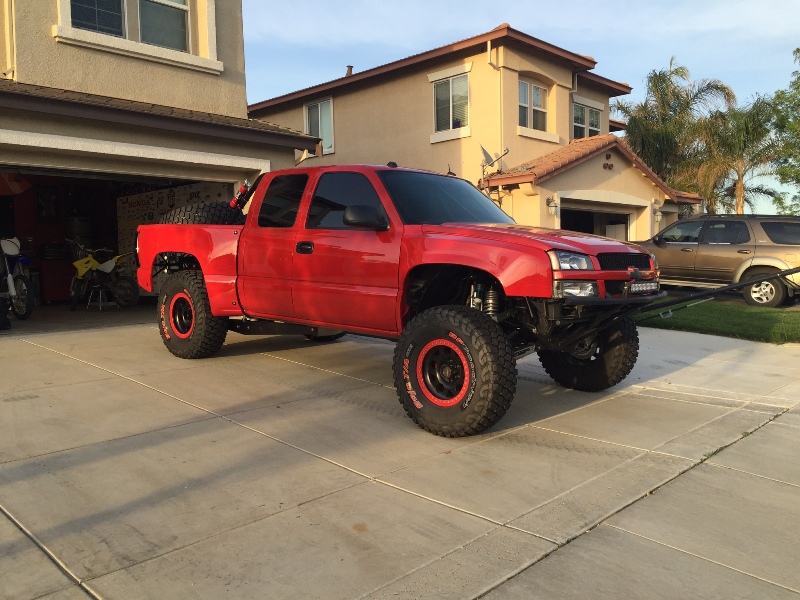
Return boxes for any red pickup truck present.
[137,164,662,437]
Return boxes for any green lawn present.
[635,295,800,344]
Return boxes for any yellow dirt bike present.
[67,239,140,311]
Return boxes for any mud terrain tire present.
[393,306,517,437]
[538,316,639,392]
[159,201,246,226]
[158,271,227,358]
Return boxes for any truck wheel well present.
[403,264,504,325]
[152,252,202,292]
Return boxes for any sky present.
[240,0,800,210]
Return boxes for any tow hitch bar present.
[639,265,800,318]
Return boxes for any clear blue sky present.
[241,0,800,211]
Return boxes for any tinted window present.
[306,172,386,229]
[701,221,750,244]
[761,221,800,245]
[258,174,308,228]
[661,221,703,243]
[377,171,514,225]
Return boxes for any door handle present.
[296,241,314,255]
[737,250,752,254]
[680,248,694,252]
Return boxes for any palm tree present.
[613,58,736,188]
[696,97,782,214]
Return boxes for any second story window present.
[434,74,469,132]
[71,0,125,37]
[305,99,334,155]
[573,104,601,139]
[139,0,189,52]
[518,81,547,132]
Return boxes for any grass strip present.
[635,296,800,344]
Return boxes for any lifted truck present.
[136,164,663,437]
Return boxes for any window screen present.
[71,0,124,36]
[139,0,188,52]
[257,174,308,228]
[306,173,386,229]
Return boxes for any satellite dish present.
[480,145,494,166]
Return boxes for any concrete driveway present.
[2,305,799,599]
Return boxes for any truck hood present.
[422,223,649,255]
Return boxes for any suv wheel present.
[743,268,787,308]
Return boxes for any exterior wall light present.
[653,208,663,222]
[546,197,558,216]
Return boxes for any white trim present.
[427,62,472,83]
[517,126,559,144]
[558,189,651,207]
[52,25,223,74]
[572,95,604,111]
[430,126,471,144]
[0,129,266,170]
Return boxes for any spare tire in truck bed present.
[159,201,246,226]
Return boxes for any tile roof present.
[486,134,701,204]
[0,79,314,142]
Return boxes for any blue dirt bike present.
[0,237,35,320]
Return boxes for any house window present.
[70,0,125,37]
[139,0,189,52]
[573,104,601,139]
[518,81,547,131]
[69,0,189,53]
[434,74,469,132]
[305,99,334,155]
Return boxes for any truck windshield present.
[377,170,514,225]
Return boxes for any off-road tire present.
[159,201,246,226]
[10,274,34,320]
[742,268,786,308]
[158,270,227,359]
[538,316,639,392]
[304,332,346,342]
[111,275,140,308]
[393,306,517,437]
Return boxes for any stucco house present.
[249,24,699,242]
[1,0,316,302]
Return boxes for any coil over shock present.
[469,283,504,317]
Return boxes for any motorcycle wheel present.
[70,277,86,311]
[10,274,34,320]
[111,276,140,308]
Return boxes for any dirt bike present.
[0,236,35,320]
[67,239,140,311]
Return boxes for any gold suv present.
[639,215,800,308]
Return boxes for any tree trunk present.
[735,172,746,214]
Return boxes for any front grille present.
[597,253,651,270]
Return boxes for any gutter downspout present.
[3,0,16,79]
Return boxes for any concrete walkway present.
[1,306,799,599]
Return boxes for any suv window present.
[258,174,308,228]
[761,221,800,245]
[660,221,703,243]
[701,221,750,244]
[306,172,387,229]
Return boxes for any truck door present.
[292,171,402,333]
[654,220,704,281]
[237,173,309,319]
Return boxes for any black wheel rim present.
[417,340,469,407]
[170,294,194,338]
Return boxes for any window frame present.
[572,103,602,139]
[303,98,335,156]
[518,79,547,133]
[433,73,469,134]
[54,0,221,74]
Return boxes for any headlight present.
[548,250,594,271]
[553,281,599,298]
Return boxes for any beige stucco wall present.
[502,148,668,239]
[254,41,620,190]
[5,0,248,117]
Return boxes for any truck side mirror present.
[343,205,389,231]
